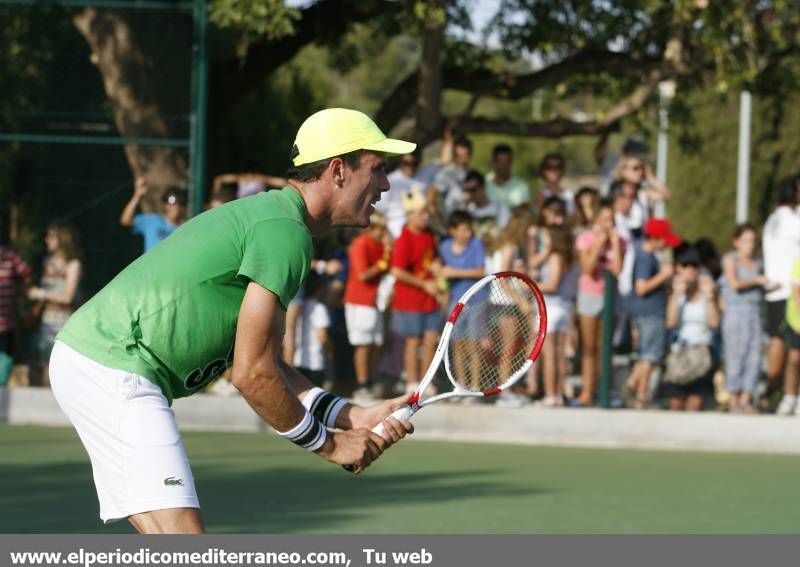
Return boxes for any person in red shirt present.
[344,212,390,399]
[390,188,441,393]
[0,235,33,384]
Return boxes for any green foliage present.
[209,0,299,58]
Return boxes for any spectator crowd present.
[1,133,799,416]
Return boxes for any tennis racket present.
[345,271,546,471]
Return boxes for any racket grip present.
[372,405,415,436]
[342,404,416,473]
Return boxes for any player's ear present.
[329,157,346,188]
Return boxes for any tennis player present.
[49,109,416,533]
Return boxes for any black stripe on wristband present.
[310,392,337,425]
[293,417,324,449]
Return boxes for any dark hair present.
[212,183,238,204]
[546,225,573,265]
[733,222,758,239]
[286,148,365,182]
[574,186,599,228]
[492,144,513,159]
[454,136,473,152]
[447,210,474,230]
[597,197,614,212]
[464,169,485,186]
[536,196,566,226]
[539,153,565,176]
[694,238,722,279]
[776,175,799,206]
[676,246,702,267]
[162,186,188,205]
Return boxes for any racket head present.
[443,271,546,396]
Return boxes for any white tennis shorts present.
[49,341,199,523]
[345,303,383,346]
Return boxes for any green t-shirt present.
[485,172,531,209]
[57,187,312,403]
[788,259,800,333]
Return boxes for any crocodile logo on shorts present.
[164,476,184,487]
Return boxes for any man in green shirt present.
[50,108,416,533]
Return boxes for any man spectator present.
[0,228,32,384]
[380,153,424,239]
[624,218,681,409]
[462,169,511,244]
[766,176,800,413]
[391,188,441,393]
[344,212,390,400]
[428,136,473,232]
[485,144,531,215]
[119,177,188,253]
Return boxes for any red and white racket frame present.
[373,271,547,435]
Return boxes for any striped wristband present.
[277,410,327,452]
[302,387,348,429]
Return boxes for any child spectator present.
[0,234,32,384]
[391,188,441,393]
[28,223,83,386]
[573,198,624,406]
[663,248,720,411]
[720,224,775,413]
[462,169,511,243]
[438,211,486,392]
[624,218,681,409]
[344,212,390,399]
[486,210,532,406]
[537,225,574,407]
[536,153,575,217]
[574,187,599,232]
[119,177,187,253]
[293,273,332,386]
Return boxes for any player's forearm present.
[231,361,308,432]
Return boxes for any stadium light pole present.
[655,80,675,219]
[736,90,752,223]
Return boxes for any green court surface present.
[1,424,799,533]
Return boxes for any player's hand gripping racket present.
[344,271,546,472]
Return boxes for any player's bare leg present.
[128,507,205,534]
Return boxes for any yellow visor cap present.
[292,108,417,166]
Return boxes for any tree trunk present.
[414,0,446,149]
[72,8,187,210]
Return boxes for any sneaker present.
[352,386,375,403]
[495,391,529,408]
[776,396,797,416]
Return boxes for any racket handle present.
[372,404,415,436]
[342,404,416,473]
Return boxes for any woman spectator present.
[527,196,567,278]
[663,248,720,411]
[28,222,83,385]
[486,210,532,406]
[536,225,574,407]
[536,153,575,217]
[574,187,599,232]
[720,224,774,413]
[573,198,624,406]
[609,156,671,232]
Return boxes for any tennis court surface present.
[2,424,799,533]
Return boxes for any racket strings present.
[447,277,539,393]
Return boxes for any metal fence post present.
[598,270,616,409]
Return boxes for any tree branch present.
[214,0,402,110]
